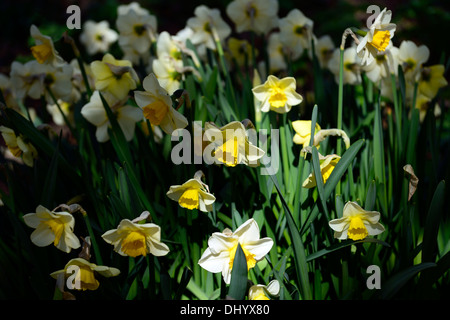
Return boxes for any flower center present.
[69,265,99,291]
[43,218,65,246]
[228,242,256,271]
[121,231,147,257]
[142,100,169,125]
[216,136,239,166]
[370,30,390,51]
[294,25,308,36]
[31,43,52,64]
[133,24,146,36]
[179,188,200,210]
[347,216,368,240]
[269,87,287,108]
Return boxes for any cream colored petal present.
[30,224,55,247]
[328,216,349,232]
[244,238,274,260]
[233,219,261,243]
[198,247,230,274]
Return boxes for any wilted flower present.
[0,126,38,167]
[279,9,314,60]
[252,75,303,113]
[22,205,81,253]
[198,218,273,284]
[102,211,170,258]
[166,170,216,212]
[226,0,278,35]
[80,20,118,55]
[90,53,138,100]
[303,154,341,188]
[329,201,385,241]
[30,25,66,67]
[50,258,120,291]
[248,280,280,300]
[134,73,188,134]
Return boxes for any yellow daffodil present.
[50,258,120,291]
[0,126,38,167]
[248,280,280,300]
[22,205,81,253]
[30,25,66,67]
[292,120,321,147]
[226,37,258,68]
[329,201,385,241]
[252,75,303,113]
[134,73,188,134]
[303,154,341,188]
[90,53,138,100]
[226,0,278,35]
[418,64,448,100]
[80,90,143,143]
[166,170,216,212]
[80,20,118,55]
[356,8,396,66]
[279,9,314,60]
[102,211,170,258]
[203,120,265,167]
[198,218,273,284]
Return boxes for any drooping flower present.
[328,46,362,85]
[248,280,280,300]
[80,90,142,143]
[22,205,81,253]
[203,120,265,167]
[102,211,170,258]
[79,20,118,55]
[198,218,273,284]
[291,120,321,147]
[50,258,120,291]
[252,75,303,113]
[134,73,188,134]
[279,9,314,60]
[90,53,138,100]
[29,25,66,67]
[166,170,216,212]
[356,8,396,66]
[328,201,385,241]
[226,0,278,35]
[302,154,341,188]
[0,126,38,167]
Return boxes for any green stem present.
[81,210,103,265]
[336,48,345,195]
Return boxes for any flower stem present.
[80,208,103,266]
[336,47,345,195]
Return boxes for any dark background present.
[1,0,449,74]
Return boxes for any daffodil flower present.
[418,64,448,100]
[279,8,314,60]
[248,280,280,300]
[198,218,273,284]
[30,25,66,67]
[0,126,38,167]
[90,53,138,100]
[398,40,430,81]
[329,201,385,241]
[22,205,81,253]
[292,120,321,147]
[134,73,188,134]
[166,170,216,212]
[80,20,118,55]
[356,8,396,66]
[203,120,265,167]
[252,75,303,113]
[9,60,47,100]
[303,154,341,188]
[328,47,362,85]
[50,258,120,291]
[226,0,278,35]
[102,211,170,258]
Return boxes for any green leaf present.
[40,133,60,208]
[365,180,377,211]
[174,268,193,300]
[227,243,248,300]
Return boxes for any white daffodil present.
[198,218,274,284]
[134,73,188,135]
[356,8,396,66]
[279,9,314,60]
[226,0,278,35]
[203,120,265,167]
[30,25,66,67]
[22,205,81,253]
[187,5,231,51]
[42,63,75,104]
[398,40,430,82]
[117,1,150,16]
[248,279,280,300]
[102,211,170,258]
[328,46,362,85]
[362,43,399,83]
[50,258,120,291]
[267,32,287,73]
[156,31,183,62]
[151,56,184,95]
[0,126,38,167]
[9,60,47,100]
[80,20,118,55]
[310,34,335,70]
[46,99,73,126]
[329,201,385,241]
[252,75,303,114]
[166,170,216,212]
[81,90,142,143]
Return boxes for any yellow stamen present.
[142,100,169,125]
[121,231,147,257]
[228,242,256,271]
[43,218,65,246]
[31,43,52,64]
[179,188,200,210]
[347,216,368,240]
[370,30,390,52]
